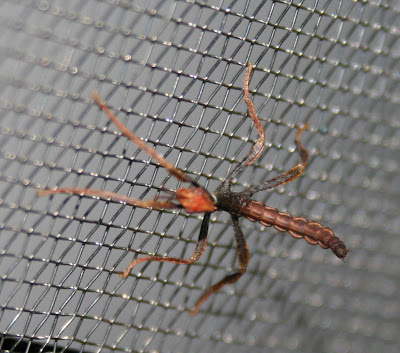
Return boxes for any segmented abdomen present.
[241,201,349,259]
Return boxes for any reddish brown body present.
[176,187,217,214]
[241,201,348,259]
[38,63,349,315]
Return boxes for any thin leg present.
[243,122,309,197]
[38,94,212,211]
[120,213,211,278]
[92,93,198,186]
[37,188,179,210]
[190,215,249,315]
[222,63,266,188]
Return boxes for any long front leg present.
[120,213,211,278]
[92,93,198,185]
[37,188,179,210]
[190,215,249,315]
[243,122,309,197]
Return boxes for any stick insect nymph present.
[39,63,350,315]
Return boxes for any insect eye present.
[210,192,217,203]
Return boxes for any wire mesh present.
[0,0,399,352]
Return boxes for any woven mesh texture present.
[1,1,399,352]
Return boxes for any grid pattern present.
[0,1,399,352]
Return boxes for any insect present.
[38,63,350,315]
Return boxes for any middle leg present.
[190,215,249,315]
[242,122,309,197]
[120,213,211,278]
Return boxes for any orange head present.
[175,187,217,214]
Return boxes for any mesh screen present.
[1,1,399,352]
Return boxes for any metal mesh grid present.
[0,0,399,352]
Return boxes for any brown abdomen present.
[241,201,349,259]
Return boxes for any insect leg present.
[92,93,198,186]
[242,122,309,197]
[120,213,211,278]
[221,63,266,189]
[190,215,249,315]
[39,95,216,213]
[37,188,179,210]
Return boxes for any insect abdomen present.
[241,201,349,259]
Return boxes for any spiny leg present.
[190,215,249,315]
[221,63,266,189]
[242,122,309,197]
[120,213,211,278]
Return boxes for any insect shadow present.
[39,63,349,315]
